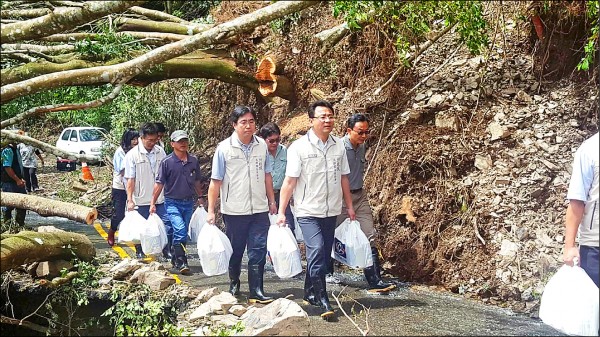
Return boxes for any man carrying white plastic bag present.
[267,215,302,279]
[118,210,146,245]
[188,206,207,243]
[140,213,168,256]
[197,223,233,276]
[332,218,372,270]
[539,259,599,336]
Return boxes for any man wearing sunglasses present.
[332,113,396,293]
[258,122,296,236]
[276,100,355,320]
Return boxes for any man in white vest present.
[124,122,171,260]
[276,100,356,320]
[207,105,277,304]
[563,132,599,287]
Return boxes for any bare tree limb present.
[128,6,190,24]
[1,0,318,103]
[331,286,370,336]
[1,83,122,129]
[1,1,141,43]
[2,43,76,54]
[1,314,56,334]
[373,22,456,95]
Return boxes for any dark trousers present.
[274,191,295,232]
[110,188,127,231]
[223,212,270,269]
[23,167,39,192]
[297,216,336,279]
[581,245,599,288]
[1,182,27,226]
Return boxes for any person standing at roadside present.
[276,100,355,319]
[206,105,278,304]
[1,131,27,226]
[124,123,171,259]
[150,130,205,275]
[258,122,295,236]
[18,135,44,193]
[107,128,139,247]
[563,132,599,287]
[331,114,396,293]
[155,122,167,150]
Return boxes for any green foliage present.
[333,1,490,57]
[75,24,147,62]
[577,0,599,71]
[102,283,185,336]
[269,12,302,34]
[208,321,244,336]
[307,59,338,83]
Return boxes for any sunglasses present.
[354,130,370,136]
[267,137,280,144]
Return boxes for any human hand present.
[269,203,278,215]
[126,199,135,212]
[149,204,156,214]
[16,179,25,187]
[206,212,216,226]
[347,207,356,221]
[276,213,287,227]
[563,246,580,266]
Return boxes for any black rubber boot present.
[311,276,335,319]
[173,243,190,275]
[364,247,396,293]
[229,263,241,296]
[248,264,274,304]
[302,272,319,306]
[162,235,173,261]
[135,244,146,259]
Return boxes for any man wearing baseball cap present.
[150,130,205,274]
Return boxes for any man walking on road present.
[276,100,355,320]
[331,114,396,293]
[150,130,205,275]
[124,123,171,259]
[562,132,599,287]
[206,105,278,304]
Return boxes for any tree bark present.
[0,192,98,224]
[1,0,317,103]
[255,54,297,103]
[128,5,190,24]
[1,1,141,43]
[0,230,96,273]
[115,17,212,36]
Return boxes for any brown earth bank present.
[14,1,599,318]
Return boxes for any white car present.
[55,127,107,158]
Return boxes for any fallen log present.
[0,231,96,273]
[255,54,297,104]
[0,192,97,224]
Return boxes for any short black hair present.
[347,113,370,129]
[154,122,166,133]
[308,100,334,118]
[258,122,281,139]
[120,128,139,153]
[229,105,256,124]
[140,122,159,137]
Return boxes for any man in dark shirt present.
[2,132,27,226]
[150,130,205,274]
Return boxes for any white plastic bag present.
[141,213,167,255]
[267,216,302,279]
[117,211,146,244]
[197,224,233,276]
[188,206,207,243]
[539,263,599,336]
[331,218,373,269]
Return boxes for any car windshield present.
[79,129,105,142]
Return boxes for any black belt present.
[350,188,363,194]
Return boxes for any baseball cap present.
[170,130,189,141]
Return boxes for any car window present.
[80,128,105,142]
[70,130,78,142]
[61,129,71,141]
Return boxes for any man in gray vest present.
[207,105,277,304]
[124,123,171,260]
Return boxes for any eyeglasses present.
[237,119,255,126]
[313,115,335,122]
[354,130,370,136]
[267,137,280,144]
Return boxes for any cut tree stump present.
[256,54,297,104]
[0,231,95,273]
[0,192,97,224]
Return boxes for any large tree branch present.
[0,192,98,225]
[1,0,318,103]
[128,5,190,24]
[1,1,140,43]
[115,17,212,35]
[2,43,76,54]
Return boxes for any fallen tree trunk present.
[0,192,98,224]
[255,54,297,104]
[0,231,95,273]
